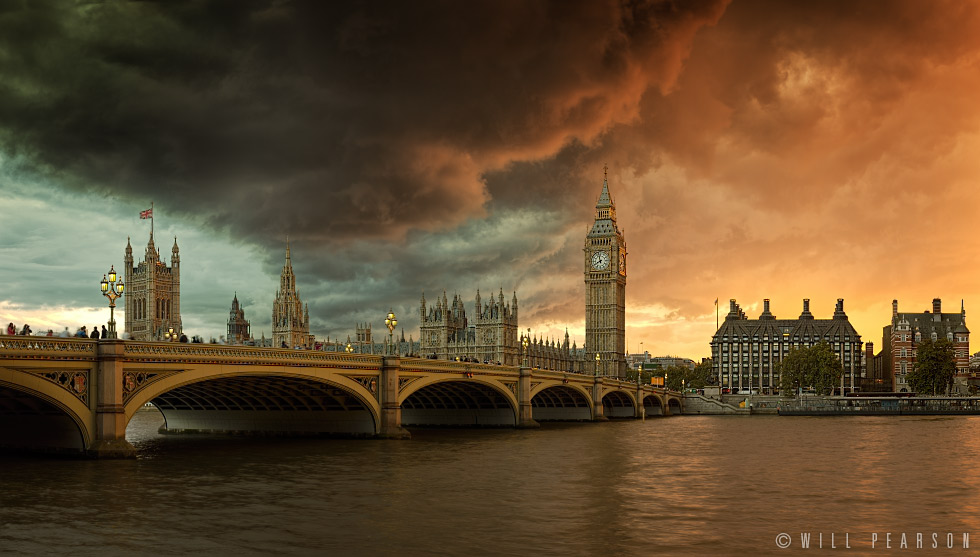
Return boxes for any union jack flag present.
[140,208,152,219]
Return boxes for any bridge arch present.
[0,371,93,453]
[667,396,683,414]
[529,384,594,421]
[642,394,665,416]
[398,377,518,427]
[125,369,381,437]
[601,389,637,418]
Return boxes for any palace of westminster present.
[118,167,975,391]
[122,168,630,377]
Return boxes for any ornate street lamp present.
[345,341,353,354]
[164,326,177,342]
[664,373,668,391]
[521,333,530,368]
[385,309,397,355]
[99,265,124,339]
[594,352,601,377]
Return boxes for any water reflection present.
[1,412,980,555]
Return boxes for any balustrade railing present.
[0,336,98,359]
[122,342,384,368]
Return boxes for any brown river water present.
[2,411,980,555]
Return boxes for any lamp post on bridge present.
[164,326,177,342]
[345,341,353,354]
[99,265,124,339]
[594,352,600,377]
[385,309,397,356]
[521,333,529,368]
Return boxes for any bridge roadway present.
[0,337,683,458]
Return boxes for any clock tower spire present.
[584,165,627,377]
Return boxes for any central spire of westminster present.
[273,238,311,349]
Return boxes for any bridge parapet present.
[0,336,98,360]
[122,342,383,370]
[398,357,519,375]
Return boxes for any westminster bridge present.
[0,337,683,458]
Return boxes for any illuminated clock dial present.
[591,251,610,270]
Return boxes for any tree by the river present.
[907,338,956,395]
[777,342,843,396]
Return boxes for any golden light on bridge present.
[99,264,124,339]
[385,309,397,355]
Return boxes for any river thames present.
[2,412,979,555]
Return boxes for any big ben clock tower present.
[585,165,627,377]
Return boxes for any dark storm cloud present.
[0,0,728,241]
[0,0,730,338]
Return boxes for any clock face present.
[591,251,610,270]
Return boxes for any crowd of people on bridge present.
[4,322,115,339]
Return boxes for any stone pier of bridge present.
[0,338,683,458]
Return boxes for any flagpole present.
[715,298,719,330]
[151,201,154,238]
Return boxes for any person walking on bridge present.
[5,323,13,335]
[90,327,100,340]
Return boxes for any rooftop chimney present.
[933,298,942,315]
[800,298,814,320]
[833,298,847,319]
[759,298,775,320]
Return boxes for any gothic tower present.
[227,293,251,345]
[584,165,627,377]
[272,240,313,348]
[123,233,182,340]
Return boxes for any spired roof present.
[589,164,620,237]
[596,165,613,208]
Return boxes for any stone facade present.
[710,298,864,395]
[417,290,587,372]
[419,290,520,365]
[123,233,181,340]
[584,166,627,377]
[878,298,970,393]
[226,294,251,345]
[272,242,314,349]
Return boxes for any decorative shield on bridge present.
[72,373,86,394]
[124,373,136,393]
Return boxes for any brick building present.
[875,298,970,393]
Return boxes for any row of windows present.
[897,333,969,343]
[131,298,173,321]
[719,343,855,351]
[717,335,854,342]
